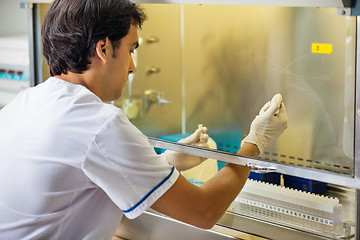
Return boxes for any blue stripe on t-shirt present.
[122,166,175,213]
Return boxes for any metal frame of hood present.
[21,0,351,7]
[149,137,360,190]
[133,0,351,7]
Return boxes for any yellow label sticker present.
[312,43,333,54]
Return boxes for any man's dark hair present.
[41,0,146,76]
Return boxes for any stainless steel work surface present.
[114,210,338,240]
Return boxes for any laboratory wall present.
[0,0,27,36]
[0,0,29,108]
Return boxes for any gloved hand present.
[161,126,209,171]
[241,94,288,153]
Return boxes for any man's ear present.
[95,38,109,63]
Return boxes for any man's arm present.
[151,142,257,229]
[152,94,287,229]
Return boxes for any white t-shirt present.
[0,77,179,240]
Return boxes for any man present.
[0,0,288,239]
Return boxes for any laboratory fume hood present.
[22,0,360,239]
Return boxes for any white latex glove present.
[161,126,209,171]
[241,94,288,153]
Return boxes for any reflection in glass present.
[117,5,355,176]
